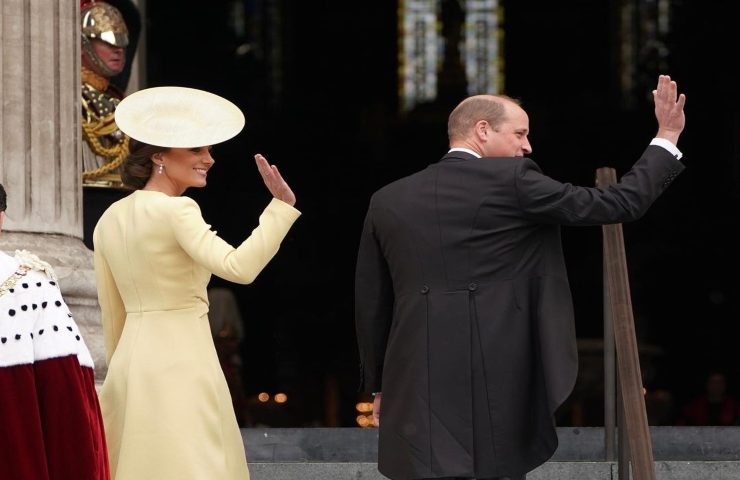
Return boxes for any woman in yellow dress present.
[93,87,300,480]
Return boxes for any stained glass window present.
[399,0,442,112]
[399,0,503,112]
[463,0,502,96]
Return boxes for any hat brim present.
[114,86,245,148]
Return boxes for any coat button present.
[420,285,429,294]
[468,283,478,291]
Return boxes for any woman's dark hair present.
[0,183,7,212]
[121,139,169,190]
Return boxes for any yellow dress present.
[93,190,300,480]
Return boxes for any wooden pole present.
[596,167,656,480]
[603,236,616,461]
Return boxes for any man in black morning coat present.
[355,75,686,480]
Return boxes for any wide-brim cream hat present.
[114,86,245,148]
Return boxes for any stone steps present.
[243,427,740,479]
[249,461,740,480]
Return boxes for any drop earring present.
[158,163,164,174]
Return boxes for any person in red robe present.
[0,183,110,480]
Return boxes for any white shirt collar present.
[447,147,481,158]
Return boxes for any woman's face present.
[153,146,215,194]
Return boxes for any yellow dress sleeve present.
[93,227,126,365]
[171,197,301,284]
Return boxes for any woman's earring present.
[158,163,164,174]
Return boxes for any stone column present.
[125,0,146,95]
[0,0,107,382]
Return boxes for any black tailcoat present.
[355,146,684,479]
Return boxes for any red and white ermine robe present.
[0,250,110,480]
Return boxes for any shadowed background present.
[104,0,740,427]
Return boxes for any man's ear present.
[474,120,490,141]
[0,210,5,231]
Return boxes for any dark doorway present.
[142,0,740,427]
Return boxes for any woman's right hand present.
[254,154,296,206]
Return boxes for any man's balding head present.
[446,95,531,157]
[447,95,519,143]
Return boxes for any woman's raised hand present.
[254,154,296,206]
